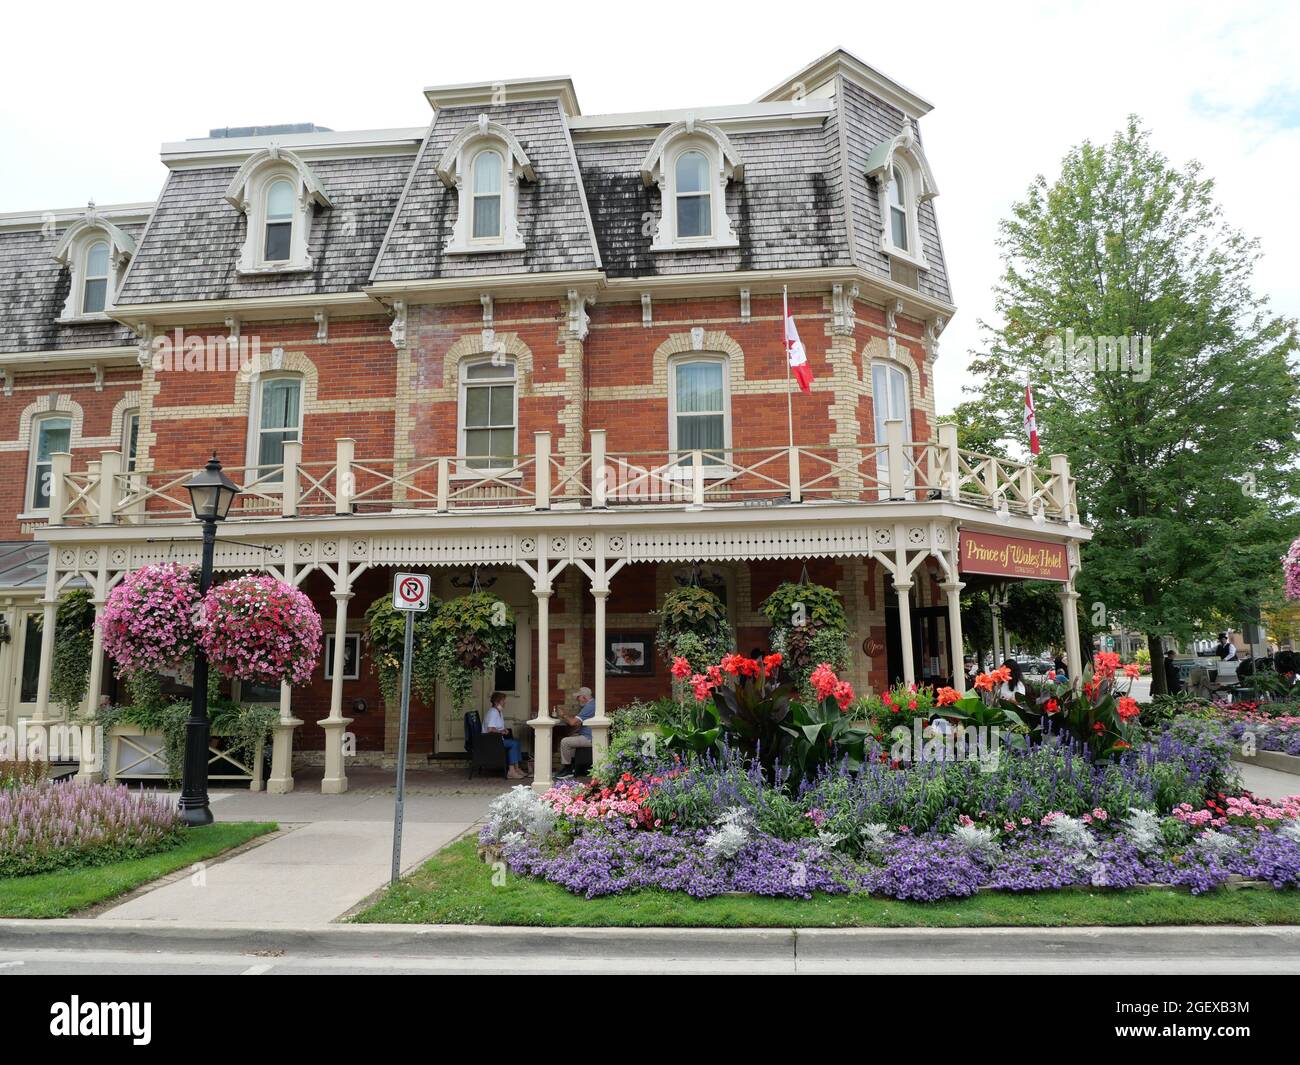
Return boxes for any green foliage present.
[967,116,1300,652]
[49,589,95,714]
[782,694,872,781]
[760,581,850,689]
[427,592,515,712]
[661,698,724,760]
[655,586,732,676]
[710,672,797,779]
[609,697,685,741]
[363,595,437,707]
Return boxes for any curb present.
[3,920,1299,960]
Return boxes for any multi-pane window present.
[256,377,302,479]
[29,415,71,510]
[872,362,911,490]
[672,358,726,464]
[264,179,294,262]
[122,410,140,473]
[471,150,503,240]
[460,360,516,469]
[675,151,711,239]
[82,241,110,313]
[888,166,909,252]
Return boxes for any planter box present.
[1232,749,1300,777]
[107,724,265,790]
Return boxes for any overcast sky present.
[4,0,1295,413]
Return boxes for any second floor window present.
[255,377,302,480]
[264,179,295,262]
[82,241,110,314]
[122,409,140,473]
[471,150,503,240]
[29,415,72,511]
[671,357,727,465]
[460,359,516,470]
[872,361,912,490]
[675,151,711,239]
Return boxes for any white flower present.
[483,785,555,844]
[1046,814,1096,855]
[1120,807,1163,855]
[703,807,751,861]
[952,823,1000,861]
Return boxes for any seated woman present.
[998,659,1027,701]
[483,691,527,780]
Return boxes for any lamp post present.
[179,453,240,827]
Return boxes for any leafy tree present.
[965,117,1300,693]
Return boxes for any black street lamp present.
[179,453,240,827]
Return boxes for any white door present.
[10,609,44,723]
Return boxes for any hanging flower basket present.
[1285,536,1300,601]
[197,574,322,686]
[427,592,515,711]
[99,562,200,678]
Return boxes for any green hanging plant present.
[760,580,850,689]
[362,595,439,708]
[48,589,95,714]
[655,585,733,677]
[427,592,515,712]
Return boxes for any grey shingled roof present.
[115,154,414,305]
[371,99,599,281]
[839,79,951,304]
[576,121,855,278]
[0,224,145,354]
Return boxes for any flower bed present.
[0,781,182,877]
[480,711,1300,903]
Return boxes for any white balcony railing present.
[45,421,1077,528]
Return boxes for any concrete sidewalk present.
[1238,763,1299,801]
[96,766,504,925]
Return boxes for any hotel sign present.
[959,531,1069,582]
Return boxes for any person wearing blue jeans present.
[483,691,526,779]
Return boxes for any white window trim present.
[26,413,74,513]
[324,631,362,681]
[244,373,304,486]
[437,116,534,256]
[667,353,732,477]
[52,216,135,323]
[225,147,332,276]
[641,120,743,253]
[867,123,938,272]
[455,356,520,478]
[871,360,914,496]
[121,408,140,473]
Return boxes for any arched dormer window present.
[471,149,504,240]
[866,121,938,269]
[51,207,136,320]
[640,118,743,252]
[225,146,332,275]
[437,116,534,255]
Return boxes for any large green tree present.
[966,118,1300,692]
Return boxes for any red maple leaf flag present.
[783,290,814,394]
[1024,383,1041,455]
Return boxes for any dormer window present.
[263,179,295,262]
[225,146,332,275]
[82,241,110,313]
[866,121,939,270]
[437,116,534,255]
[640,118,744,252]
[52,208,136,321]
[674,151,711,239]
[471,149,504,240]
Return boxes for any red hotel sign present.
[959,531,1069,582]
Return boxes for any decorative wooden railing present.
[46,421,1077,528]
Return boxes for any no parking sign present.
[392,572,432,612]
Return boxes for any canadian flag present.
[1024,383,1041,455]
[783,291,813,394]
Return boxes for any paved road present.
[3,923,1300,974]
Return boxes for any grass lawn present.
[354,837,1300,928]
[0,822,277,918]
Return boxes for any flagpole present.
[783,285,794,452]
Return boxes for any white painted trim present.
[641,120,743,253]
[423,76,580,117]
[437,117,534,256]
[456,355,518,476]
[756,47,934,119]
[667,352,732,474]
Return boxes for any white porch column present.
[589,582,611,764]
[528,575,556,793]
[942,578,966,693]
[1058,580,1082,690]
[75,552,109,783]
[894,576,916,687]
[989,601,1003,670]
[268,550,301,794]
[320,556,353,794]
[32,549,59,726]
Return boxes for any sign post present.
[389,572,431,886]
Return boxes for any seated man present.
[556,686,595,779]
